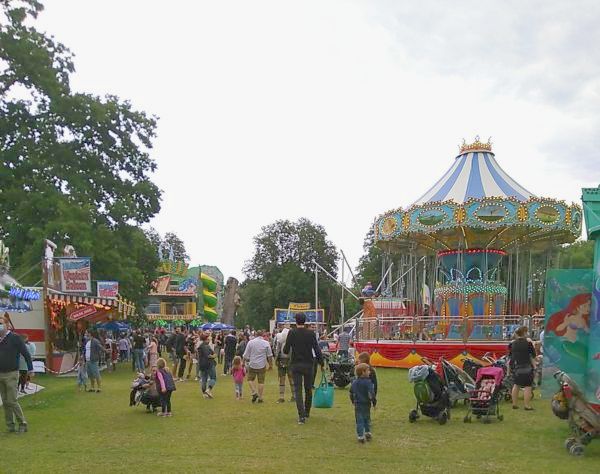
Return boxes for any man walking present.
[243,330,273,403]
[283,313,323,424]
[0,314,34,433]
[337,327,351,360]
[223,330,237,375]
[85,330,105,393]
[274,324,294,403]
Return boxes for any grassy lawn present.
[2,363,599,473]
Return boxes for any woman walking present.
[148,337,159,369]
[509,326,537,410]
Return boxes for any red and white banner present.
[59,258,91,293]
[69,305,97,321]
[97,281,118,299]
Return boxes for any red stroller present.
[464,366,504,424]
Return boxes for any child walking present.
[156,358,176,417]
[350,363,376,443]
[357,352,378,397]
[77,359,88,392]
[231,356,246,400]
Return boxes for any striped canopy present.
[413,151,534,206]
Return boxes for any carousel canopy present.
[375,138,582,254]
[413,144,534,205]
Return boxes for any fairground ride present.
[328,138,583,368]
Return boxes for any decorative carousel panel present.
[408,203,456,233]
[464,199,518,229]
[569,206,583,234]
[528,200,566,229]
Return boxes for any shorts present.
[86,361,100,379]
[247,367,266,384]
[277,358,290,377]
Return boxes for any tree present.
[0,1,161,316]
[238,218,340,329]
[356,226,383,288]
[161,232,189,262]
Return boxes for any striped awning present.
[412,151,534,205]
[48,292,136,317]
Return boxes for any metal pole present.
[376,262,393,293]
[313,260,360,300]
[340,249,359,289]
[341,260,345,328]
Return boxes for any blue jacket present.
[350,377,376,407]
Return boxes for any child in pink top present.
[231,356,246,400]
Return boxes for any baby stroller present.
[130,373,160,412]
[463,354,512,401]
[553,371,600,456]
[328,353,355,388]
[408,365,450,425]
[439,358,475,406]
[464,366,504,423]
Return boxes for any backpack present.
[414,380,433,404]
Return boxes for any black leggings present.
[177,355,186,378]
[160,390,172,413]
[292,364,314,418]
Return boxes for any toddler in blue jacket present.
[350,363,376,443]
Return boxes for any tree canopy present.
[0,0,161,313]
[238,218,340,329]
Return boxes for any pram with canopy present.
[464,366,504,423]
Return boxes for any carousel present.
[354,137,583,368]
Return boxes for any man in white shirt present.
[243,330,273,403]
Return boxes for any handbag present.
[313,370,334,408]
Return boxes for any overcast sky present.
[37,0,599,282]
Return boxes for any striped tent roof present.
[412,150,535,206]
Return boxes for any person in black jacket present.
[283,313,323,425]
[0,314,34,433]
[197,334,217,398]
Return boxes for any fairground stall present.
[43,241,135,373]
[354,138,582,368]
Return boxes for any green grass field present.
[2,364,599,473]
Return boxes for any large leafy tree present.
[0,0,161,312]
[238,218,340,329]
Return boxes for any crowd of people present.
[1,310,542,444]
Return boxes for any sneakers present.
[257,398,264,404]
[166,412,173,417]
[365,432,372,441]
[6,426,16,434]
[252,393,259,403]
[205,390,214,399]
[157,412,166,417]
[357,437,365,444]
[18,424,28,433]
[276,398,285,403]
[298,417,305,425]
[202,392,210,399]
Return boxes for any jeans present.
[177,354,186,378]
[199,365,217,393]
[235,382,243,397]
[355,404,371,438]
[133,349,145,372]
[159,390,172,413]
[119,350,128,362]
[292,364,314,418]
[0,371,26,429]
[223,352,234,374]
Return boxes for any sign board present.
[69,305,97,321]
[274,308,325,324]
[97,281,119,299]
[289,302,311,311]
[59,258,91,293]
[147,314,196,321]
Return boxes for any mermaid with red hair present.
[546,293,591,342]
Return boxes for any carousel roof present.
[413,140,534,205]
[374,138,582,254]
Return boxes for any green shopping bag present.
[313,370,334,408]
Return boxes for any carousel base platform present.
[353,340,509,369]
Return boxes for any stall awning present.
[48,292,136,318]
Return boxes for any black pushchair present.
[439,358,475,406]
[130,374,160,412]
[328,357,355,388]
[408,365,451,425]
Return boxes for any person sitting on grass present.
[156,358,176,417]
[356,352,378,397]
[350,363,376,444]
